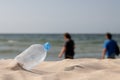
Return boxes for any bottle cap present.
[44,42,51,51]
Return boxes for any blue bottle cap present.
[44,42,51,51]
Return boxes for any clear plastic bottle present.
[14,42,51,70]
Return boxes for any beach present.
[0,58,120,80]
[0,34,120,80]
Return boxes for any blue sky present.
[0,0,120,33]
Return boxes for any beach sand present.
[0,58,120,80]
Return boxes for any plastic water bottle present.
[14,42,51,70]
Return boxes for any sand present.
[0,58,120,80]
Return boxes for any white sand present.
[0,58,120,80]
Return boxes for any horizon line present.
[0,32,119,34]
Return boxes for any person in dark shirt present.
[58,33,75,59]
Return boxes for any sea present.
[0,34,120,61]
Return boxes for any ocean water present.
[0,34,120,61]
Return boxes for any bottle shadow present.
[25,69,53,75]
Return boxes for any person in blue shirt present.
[102,33,118,59]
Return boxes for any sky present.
[0,0,120,34]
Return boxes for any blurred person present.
[102,33,119,59]
[58,33,75,59]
